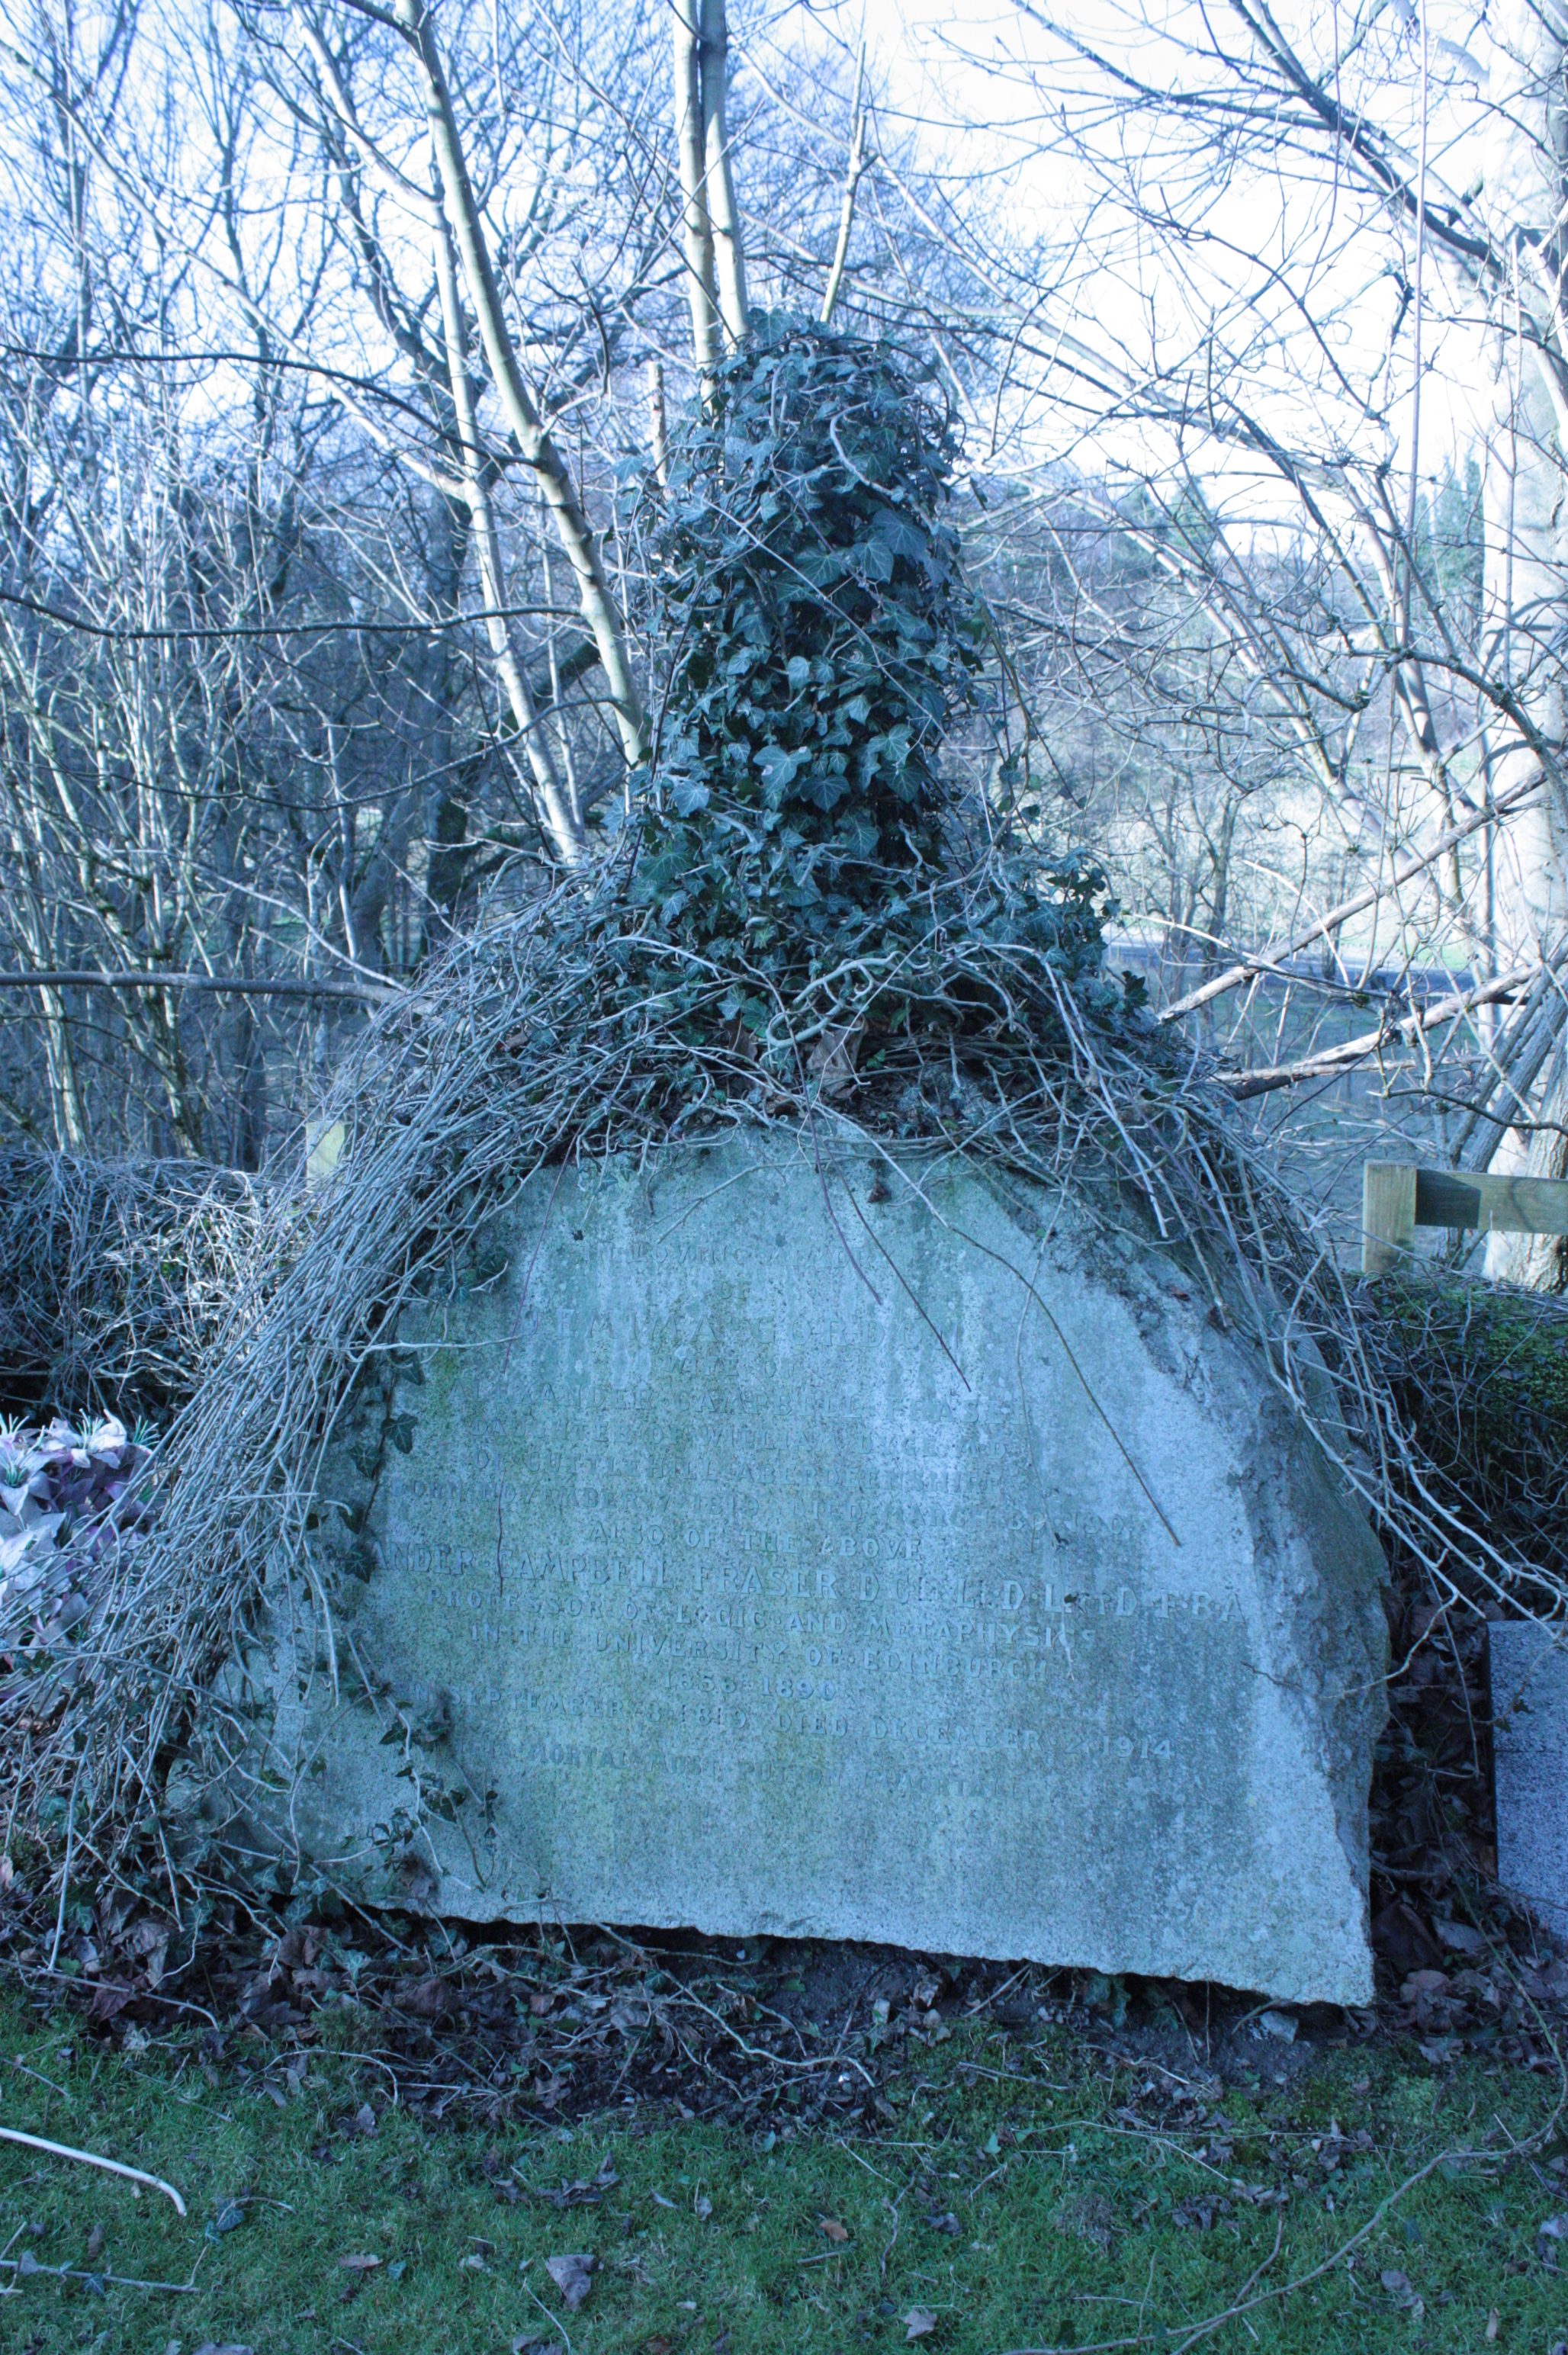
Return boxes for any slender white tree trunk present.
[699,0,750,345]
[673,0,749,373]
[1480,354,1567,972]
[393,0,647,773]
[1477,0,1568,1281]
[431,214,586,868]
[37,981,91,1151]
[647,358,670,486]
[821,34,868,327]
[673,0,721,374]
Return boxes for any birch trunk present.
[37,982,91,1152]
[430,213,586,868]
[673,0,721,374]
[394,0,647,773]
[1476,0,1568,1283]
[698,0,750,345]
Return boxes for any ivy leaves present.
[619,315,1120,1059]
[632,317,983,953]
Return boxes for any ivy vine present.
[630,318,985,944]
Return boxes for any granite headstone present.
[251,1132,1387,2003]
[1490,1621,1568,1937]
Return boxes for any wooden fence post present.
[1362,1162,1417,1278]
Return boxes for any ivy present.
[613,313,1129,1053]
[630,317,985,953]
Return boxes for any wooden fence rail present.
[1362,1161,1568,1277]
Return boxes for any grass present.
[2,1984,1567,2353]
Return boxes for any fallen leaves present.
[339,2253,381,2273]
[1380,2267,1425,2319]
[904,2308,938,2340]
[546,2250,596,2310]
[390,1973,445,2022]
[818,2214,850,2243]
[1540,2213,1568,2270]
[1171,2196,1235,2233]
[204,2196,247,2242]
[1401,1968,1451,2006]
[517,2157,619,2209]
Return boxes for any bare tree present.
[891,0,1568,1276]
[284,0,653,858]
[0,0,1014,1158]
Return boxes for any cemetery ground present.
[0,1274,1562,2355]
[3,1917,1568,2355]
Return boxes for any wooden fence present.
[1362,1162,1568,1277]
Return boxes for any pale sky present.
[802,0,1491,501]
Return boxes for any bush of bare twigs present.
[1367,1277,1568,1605]
[0,1150,271,1425]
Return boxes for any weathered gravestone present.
[252,1131,1386,2003]
[1489,1621,1568,1939]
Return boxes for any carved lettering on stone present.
[264,1134,1386,2003]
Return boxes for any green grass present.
[2,1987,1567,2353]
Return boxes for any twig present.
[9,2055,72,2102]
[676,1984,874,2085]
[0,2253,201,2292]
[1214,958,1542,1100]
[1002,2147,1494,2355]
[0,2127,188,2215]
[1162,2155,1470,2353]
[519,2270,572,2350]
[0,968,397,1004]
[46,1753,85,1974]
[1158,773,1543,1022]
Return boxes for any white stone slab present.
[1490,1621,1568,1938]
[259,1133,1386,2003]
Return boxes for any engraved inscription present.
[328,1135,1383,2003]
[371,1303,1242,1799]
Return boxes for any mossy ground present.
[3,1984,1568,2354]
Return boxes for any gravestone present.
[254,1131,1386,2003]
[1489,1621,1568,1937]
